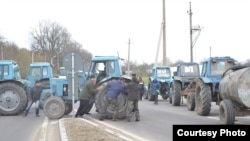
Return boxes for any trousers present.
[24,100,40,116]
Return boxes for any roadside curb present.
[59,119,68,141]
[58,117,135,141]
[82,118,134,141]
[88,118,149,141]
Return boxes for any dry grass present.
[63,118,124,141]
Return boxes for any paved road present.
[0,105,60,141]
[1,97,250,141]
[81,97,250,141]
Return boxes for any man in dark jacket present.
[23,80,43,117]
[125,76,140,122]
[99,78,127,121]
[75,75,99,118]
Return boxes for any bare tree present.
[29,20,71,62]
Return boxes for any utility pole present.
[210,46,211,57]
[188,1,193,62]
[127,38,131,75]
[0,43,3,60]
[32,50,38,63]
[162,0,167,65]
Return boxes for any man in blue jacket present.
[151,78,160,105]
[99,78,127,121]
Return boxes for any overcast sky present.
[0,0,249,64]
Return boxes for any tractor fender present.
[199,77,212,84]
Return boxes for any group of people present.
[76,73,141,122]
[22,72,146,122]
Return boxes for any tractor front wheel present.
[43,96,65,119]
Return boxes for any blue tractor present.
[146,66,172,101]
[190,56,237,116]
[0,60,28,115]
[171,62,200,109]
[25,62,70,119]
[59,54,129,119]
[25,62,53,100]
[87,56,130,119]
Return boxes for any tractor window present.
[3,65,9,76]
[91,61,114,78]
[90,62,105,77]
[13,65,21,80]
[42,67,48,76]
[14,69,21,80]
[31,67,41,77]
[201,63,207,76]
[211,60,234,76]
[106,61,115,74]
[181,64,199,76]
[156,68,171,78]
[96,63,105,72]
[152,69,156,76]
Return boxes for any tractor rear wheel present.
[95,82,128,119]
[0,82,27,115]
[172,81,181,106]
[43,96,65,119]
[195,80,212,116]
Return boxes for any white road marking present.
[59,119,69,141]
[39,117,48,141]
[207,117,219,120]
[207,116,250,124]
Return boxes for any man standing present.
[125,76,140,122]
[23,80,43,117]
[138,77,145,100]
[151,78,161,105]
[99,78,127,121]
[75,75,98,118]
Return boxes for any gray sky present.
[0,0,249,64]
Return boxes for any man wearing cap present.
[23,80,43,117]
[75,75,99,118]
